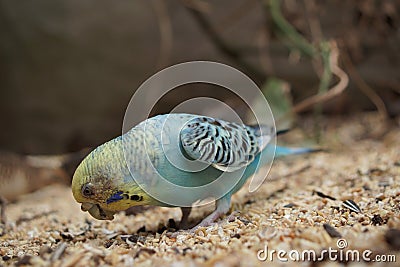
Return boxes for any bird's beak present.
[81,202,94,211]
[80,202,115,220]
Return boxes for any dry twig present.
[292,41,349,113]
[341,49,388,120]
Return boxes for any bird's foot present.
[225,210,240,222]
[178,207,192,230]
[169,196,232,239]
[170,207,231,238]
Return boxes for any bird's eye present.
[81,183,94,197]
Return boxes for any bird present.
[71,113,316,232]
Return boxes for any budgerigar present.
[72,114,315,232]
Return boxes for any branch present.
[266,0,316,58]
[341,49,388,120]
[292,41,349,113]
[317,42,333,99]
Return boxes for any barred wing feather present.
[179,116,274,172]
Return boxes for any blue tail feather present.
[275,146,321,158]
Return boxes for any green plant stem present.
[267,0,316,57]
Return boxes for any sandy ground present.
[1,112,400,266]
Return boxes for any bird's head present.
[72,155,118,220]
[71,139,148,220]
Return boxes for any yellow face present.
[71,161,152,220]
[72,170,117,220]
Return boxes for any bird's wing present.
[179,116,274,172]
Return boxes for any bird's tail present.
[275,146,322,158]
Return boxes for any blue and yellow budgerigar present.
[72,113,315,232]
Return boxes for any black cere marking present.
[130,195,141,201]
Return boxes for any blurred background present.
[1,2,400,262]
[0,0,399,155]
